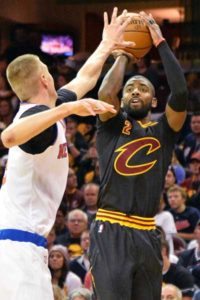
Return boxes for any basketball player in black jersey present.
[89,11,188,300]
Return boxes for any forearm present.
[1,103,72,148]
[177,232,196,241]
[98,54,129,103]
[158,41,188,111]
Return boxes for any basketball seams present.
[125,46,152,50]
[125,31,150,34]
[121,12,153,58]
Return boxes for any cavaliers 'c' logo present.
[114,137,161,176]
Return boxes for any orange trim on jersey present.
[96,208,156,230]
[137,120,158,128]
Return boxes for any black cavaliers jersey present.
[96,111,179,217]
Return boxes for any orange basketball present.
[122,13,153,59]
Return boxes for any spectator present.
[66,117,88,168]
[68,287,92,300]
[188,191,200,212]
[175,112,200,167]
[62,168,84,211]
[49,244,82,295]
[155,195,177,255]
[161,239,195,299]
[68,243,83,261]
[47,226,57,251]
[0,97,15,158]
[54,205,68,237]
[52,284,66,300]
[83,159,100,186]
[69,230,90,283]
[163,165,178,208]
[161,284,182,300]
[77,120,96,144]
[56,209,88,249]
[168,185,200,242]
[194,290,200,300]
[77,143,98,187]
[82,183,99,227]
[181,152,200,199]
[178,220,200,288]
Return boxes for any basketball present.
[122,13,153,59]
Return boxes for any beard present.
[123,101,152,120]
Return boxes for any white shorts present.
[0,240,54,300]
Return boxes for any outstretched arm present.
[98,51,132,121]
[1,99,116,148]
[140,12,188,132]
[62,7,133,100]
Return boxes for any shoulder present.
[56,88,77,105]
[19,104,50,118]
[66,271,82,284]
[179,248,195,260]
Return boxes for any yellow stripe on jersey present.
[96,208,156,230]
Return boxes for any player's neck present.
[136,112,152,124]
[28,91,56,108]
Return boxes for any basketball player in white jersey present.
[0,8,133,300]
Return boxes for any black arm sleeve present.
[19,105,57,154]
[158,41,188,111]
[56,88,77,106]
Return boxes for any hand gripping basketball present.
[118,12,153,59]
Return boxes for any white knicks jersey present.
[0,103,69,237]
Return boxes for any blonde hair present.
[167,184,187,200]
[6,54,42,101]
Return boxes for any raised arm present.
[62,7,133,99]
[140,12,188,132]
[98,51,131,122]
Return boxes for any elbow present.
[98,87,113,101]
[1,130,16,148]
[176,82,188,99]
[174,87,188,104]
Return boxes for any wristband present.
[115,53,131,64]
[154,37,165,48]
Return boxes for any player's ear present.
[121,98,125,107]
[40,73,48,88]
[151,97,157,108]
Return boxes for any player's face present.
[49,251,65,270]
[122,77,156,120]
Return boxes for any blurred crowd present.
[0,24,200,300]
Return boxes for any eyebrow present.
[125,82,149,89]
